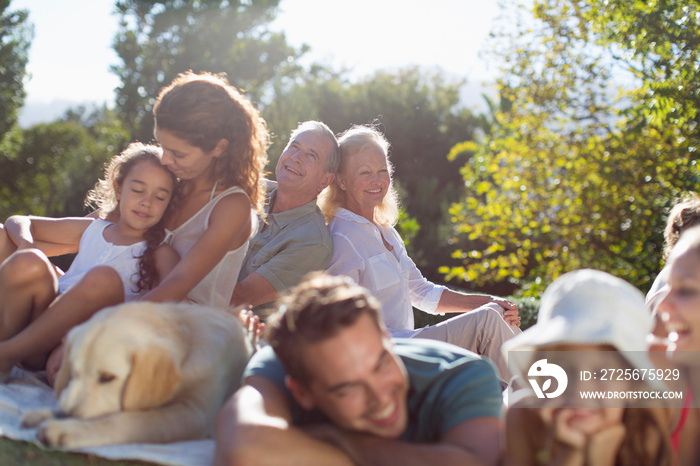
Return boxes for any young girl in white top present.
[0,142,179,380]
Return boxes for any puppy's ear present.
[122,345,181,410]
[53,339,73,397]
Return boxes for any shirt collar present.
[335,207,374,225]
[266,188,320,228]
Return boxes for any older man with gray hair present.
[231,121,340,309]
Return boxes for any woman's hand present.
[492,297,521,326]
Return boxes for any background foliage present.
[1,0,697,301]
[0,0,31,142]
[113,0,302,143]
[441,0,700,297]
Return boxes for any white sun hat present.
[502,268,662,388]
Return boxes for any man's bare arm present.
[214,376,354,466]
[231,272,280,309]
[307,417,501,466]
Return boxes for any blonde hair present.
[319,125,399,226]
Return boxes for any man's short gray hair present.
[290,121,340,173]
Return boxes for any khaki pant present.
[410,303,521,380]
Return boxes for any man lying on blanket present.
[214,273,503,466]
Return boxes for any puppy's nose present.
[55,410,70,419]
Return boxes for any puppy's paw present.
[37,418,88,448]
[21,409,56,428]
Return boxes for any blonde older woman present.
[320,125,520,379]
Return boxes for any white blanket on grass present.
[0,367,215,465]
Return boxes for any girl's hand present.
[239,308,265,351]
[539,407,587,450]
[540,406,625,466]
[45,341,66,388]
[587,424,626,466]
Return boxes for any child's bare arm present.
[5,215,91,254]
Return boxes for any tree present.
[0,107,130,219]
[0,0,32,140]
[582,1,700,141]
[112,0,302,142]
[442,0,700,297]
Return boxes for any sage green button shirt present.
[238,189,333,294]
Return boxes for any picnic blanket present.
[0,367,216,465]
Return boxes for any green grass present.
[0,438,153,465]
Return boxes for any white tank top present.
[58,219,147,302]
[169,185,257,307]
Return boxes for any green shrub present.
[512,296,540,330]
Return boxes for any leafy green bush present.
[512,296,540,330]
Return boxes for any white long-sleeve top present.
[326,208,446,337]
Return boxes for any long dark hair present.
[153,71,268,214]
[617,407,672,466]
[85,142,179,292]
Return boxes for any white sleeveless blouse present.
[169,185,257,307]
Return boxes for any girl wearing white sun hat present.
[501,269,673,466]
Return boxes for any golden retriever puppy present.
[22,301,252,448]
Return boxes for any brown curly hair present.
[153,71,269,214]
[85,142,179,293]
[663,191,700,260]
[267,273,384,385]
